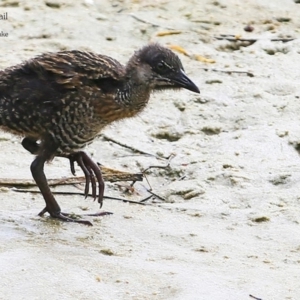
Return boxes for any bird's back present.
[0,50,126,147]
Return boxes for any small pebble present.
[244,24,254,32]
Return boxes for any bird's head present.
[127,44,200,94]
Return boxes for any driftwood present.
[0,165,143,188]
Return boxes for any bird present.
[0,43,200,225]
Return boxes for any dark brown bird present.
[0,43,200,225]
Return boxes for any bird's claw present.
[68,151,104,207]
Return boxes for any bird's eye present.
[157,62,164,69]
[156,61,166,72]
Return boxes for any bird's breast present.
[91,89,149,123]
[94,99,142,123]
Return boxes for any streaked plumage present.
[0,43,200,225]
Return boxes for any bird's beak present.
[172,69,200,93]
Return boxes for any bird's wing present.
[22,50,126,90]
[0,50,126,117]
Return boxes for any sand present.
[0,0,300,299]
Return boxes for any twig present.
[142,163,171,173]
[142,153,175,173]
[13,189,150,206]
[141,154,176,191]
[130,14,175,30]
[101,154,174,196]
[143,188,166,202]
[143,173,152,191]
[215,35,294,43]
[102,134,167,159]
[249,294,263,300]
[138,195,153,202]
[200,67,254,77]
[13,188,201,212]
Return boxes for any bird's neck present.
[116,69,151,114]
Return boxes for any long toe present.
[50,211,93,226]
[69,151,105,206]
[80,152,105,206]
[83,211,113,217]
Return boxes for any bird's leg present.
[22,137,40,154]
[30,153,93,226]
[23,138,107,220]
[68,151,105,207]
[22,139,105,205]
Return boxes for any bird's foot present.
[38,207,112,226]
[38,207,93,226]
[68,151,105,207]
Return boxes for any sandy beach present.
[0,0,300,299]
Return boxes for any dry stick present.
[139,195,153,203]
[122,160,173,195]
[215,36,294,43]
[102,134,168,160]
[141,153,175,193]
[249,294,263,300]
[143,188,166,202]
[139,155,177,202]
[13,189,192,212]
[13,188,150,206]
[142,173,152,192]
[113,178,167,203]
[200,67,254,77]
[142,162,172,173]
[142,153,175,174]
[130,13,175,30]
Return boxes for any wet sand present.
[0,0,300,299]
